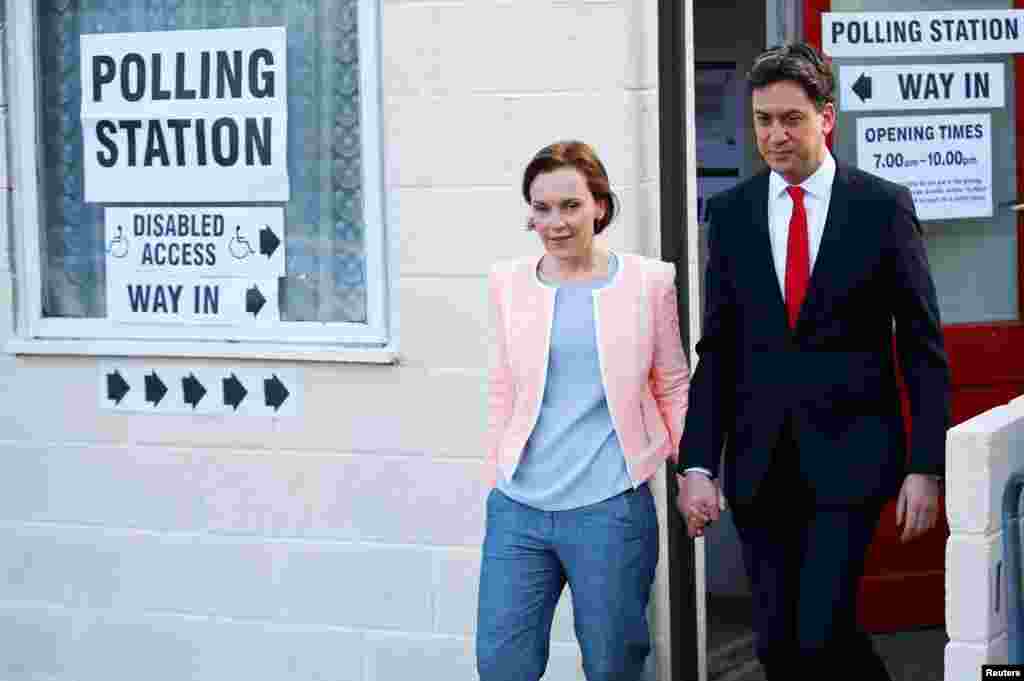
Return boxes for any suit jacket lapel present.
[747,172,789,328]
[795,162,849,331]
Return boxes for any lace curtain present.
[38,0,367,323]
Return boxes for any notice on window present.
[107,274,280,325]
[104,206,284,325]
[80,26,289,203]
[856,113,992,222]
[838,63,1004,112]
[824,10,1024,57]
[105,207,284,279]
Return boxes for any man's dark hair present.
[747,42,835,110]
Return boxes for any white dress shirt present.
[767,150,836,295]
[681,152,836,481]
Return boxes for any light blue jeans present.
[475,485,658,681]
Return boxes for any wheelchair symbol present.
[106,225,129,258]
[229,226,255,259]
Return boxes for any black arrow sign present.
[852,73,872,102]
[264,374,290,411]
[145,371,167,407]
[182,373,207,409]
[246,285,267,317]
[106,370,130,405]
[259,226,280,258]
[223,373,247,410]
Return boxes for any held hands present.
[896,473,941,543]
[675,472,722,538]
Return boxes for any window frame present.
[5,0,399,363]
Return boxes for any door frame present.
[657,1,700,679]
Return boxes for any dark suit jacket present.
[681,161,951,506]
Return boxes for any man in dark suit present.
[674,43,950,680]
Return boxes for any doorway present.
[690,3,768,679]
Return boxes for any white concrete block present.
[0,604,74,678]
[386,93,626,189]
[624,0,658,90]
[397,187,537,277]
[276,543,433,630]
[279,364,487,458]
[594,186,641,257]
[194,450,330,538]
[0,26,6,109]
[248,624,364,681]
[0,526,132,609]
[382,4,623,96]
[397,276,488,369]
[435,549,481,635]
[947,403,1024,534]
[367,633,477,681]
[0,110,8,190]
[0,272,13,345]
[151,536,280,620]
[946,532,1007,643]
[0,527,282,620]
[0,444,206,532]
[0,116,9,291]
[611,182,661,259]
[624,90,660,185]
[77,612,364,681]
[201,452,487,546]
[945,635,1008,681]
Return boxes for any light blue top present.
[497,253,633,511]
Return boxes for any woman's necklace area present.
[541,252,608,283]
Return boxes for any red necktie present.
[784,186,809,329]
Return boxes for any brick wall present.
[0,1,662,679]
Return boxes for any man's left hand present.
[896,474,941,543]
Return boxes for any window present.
[8,0,395,360]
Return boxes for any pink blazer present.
[486,251,691,488]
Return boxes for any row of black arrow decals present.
[107,370,290,411]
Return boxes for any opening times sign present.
[81,26,289,203]
[856,113,993,221]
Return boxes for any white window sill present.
[5,337,400,364]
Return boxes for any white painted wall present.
[0,1,663,679]
[945,394,1024,678]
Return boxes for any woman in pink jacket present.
[477,140,691,681]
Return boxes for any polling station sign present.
[81,27,289,203]
[824,10,1024,57]
[856,113,992,221]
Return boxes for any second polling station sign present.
[80,26,289,203]
[824,10,1024,57]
